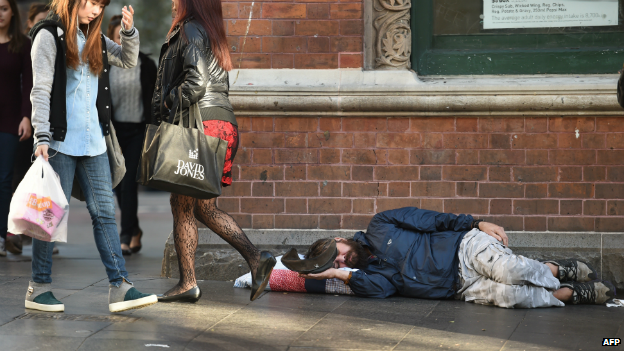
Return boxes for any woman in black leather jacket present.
[154,0,276,302]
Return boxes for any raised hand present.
[121,5,134,31]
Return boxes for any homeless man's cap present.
[281,239,338,274]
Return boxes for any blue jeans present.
[0,132,19,240]
[31,151,128,286]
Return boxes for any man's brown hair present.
[305,238,369,269]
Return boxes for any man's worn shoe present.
[24,281,64,312]
[543,259,597,282]
[561,281,616,305]
[109,280,158,313]
[6,234,22,255]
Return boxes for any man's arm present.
[300,269,397,298]
[371,207,473,234]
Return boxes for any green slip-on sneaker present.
[109,281,158,313]
[25,282,64,312]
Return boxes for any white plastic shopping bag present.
[8,156,69,242]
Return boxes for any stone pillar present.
[364,0,412,69]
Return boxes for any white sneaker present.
[0,238,7,257]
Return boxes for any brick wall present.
[219,117,624,232]
[222,0,363,68]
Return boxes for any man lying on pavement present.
[299,207,615,308]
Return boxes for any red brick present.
[388,182,410,197]
[345,149,386,165]
[272,54,294,68]
[524,216,546,231]
[284,133,308,148]
[584,166,606,181]
[309,198,351,214]
[550,150,595,165]
[275,149,318,164]
[607,200,624,215]
[526,184,547,198]
[330,3,362,19]
[308,166,351,180]
[286,199,307,213]
[252,215,274,229]
[262,37,306,53]
[285,165,306,180]
[320,149,340,164]
[375,166,419,181]
[252,149,272,164]
[275,182,318,197]
[228,19,271,35]
[353,199,375,213]
[240,166,284,180]
[275,117,318,132]
[480,150,525,165]
[480,118,524,132]
[583,134,605,149]
[354,133,375,148]
[275,215,318,229]
[420,166,441,180]
[320,215,341,229]
[490,167,511,181]
[597,150,624,165]
[222,3,239,19]
[330,37,362,52]
[242,198,284,213]
[444,199,488,214]
[343,118,387,132]
[222,182,251,197]
[237,117,251,132]
[388,118,409,132]
[217,198,239,213]
[272,20,295,36]
[595,218,624,232]
[549,117,595,132]
[597,118,624,132]
[558,167,582,182]
[420,199,443,212]
[241,133,284,148]
[252,182,274,197]
[606,134,624,149]
[456,150,479,165]
[294,54,338,69]
[252,117,274,132]
[526,150,549,165]
[342,215,373,229]
[443,134,488,149]
[490,199,512,214]
[235,148,251,165]
[558,134,582,149]
[411,150,455,165]
[376,199,421,213]
[411,182,455,197]
[442,166,487,181]
[584,200,605,216]
[309,133,353,148]
[262,3,306,18]
[457,182,478,197]
[480,216,524,231]
[480,183,524,198]
[343,183,384,197]
[339,53,362,68]
[513,167,557,182]
[525,118,548,133]
[548,217,594,231]
[490,134,511,149]
[512,134,557,149]
[320,181,342,197]
[607,167,624,182]
[388,150,410,165]
[231,214,251,228]
[320,118,341,131]
[377,133,421,149]
[308,37,329,53]
[238,2,260,18]
[352,166,373,181]
[306,3,329,19]
[230,53,271,68]
[596,184,624,199]
[410,118,455,132]
[340,19,363,35]
[295,20,339,36]
[238,36,262,53]
[548,183,594,198]
[423,134,444,149]
[560,200,582,215]
[456,118,477,132]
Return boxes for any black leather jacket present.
[151,18,232,125]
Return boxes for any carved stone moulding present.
[374,0,412,69]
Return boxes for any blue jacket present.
[349,207,473,299]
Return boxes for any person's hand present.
[299,268,337,280]
[18,117,32,141]
[35,144,49,162]
[121,5,134,31]
[479,221,508,247]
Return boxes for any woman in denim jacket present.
[28,0,157,313]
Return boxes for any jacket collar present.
[165,16,195,43]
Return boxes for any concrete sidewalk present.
[1,192,623,350]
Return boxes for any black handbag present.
[618,65,624,109]
[137,89,227,199]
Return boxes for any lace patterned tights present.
[164,193,261,296]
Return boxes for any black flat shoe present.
[120,244,132,256]
[250,251,276,301]
[130,228,143,253]
[157,286,202,303]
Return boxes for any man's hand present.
[479,221,508,247]
[299,268,351,283]
[35,144,49,162]
[121,5,134,30]
[18,117,32,141]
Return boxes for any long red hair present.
[168,0,232,71]
[51,0,110,76]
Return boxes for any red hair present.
[51,0,111,76]
[168,0,233,71]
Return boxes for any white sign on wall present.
[483,0,619,29]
